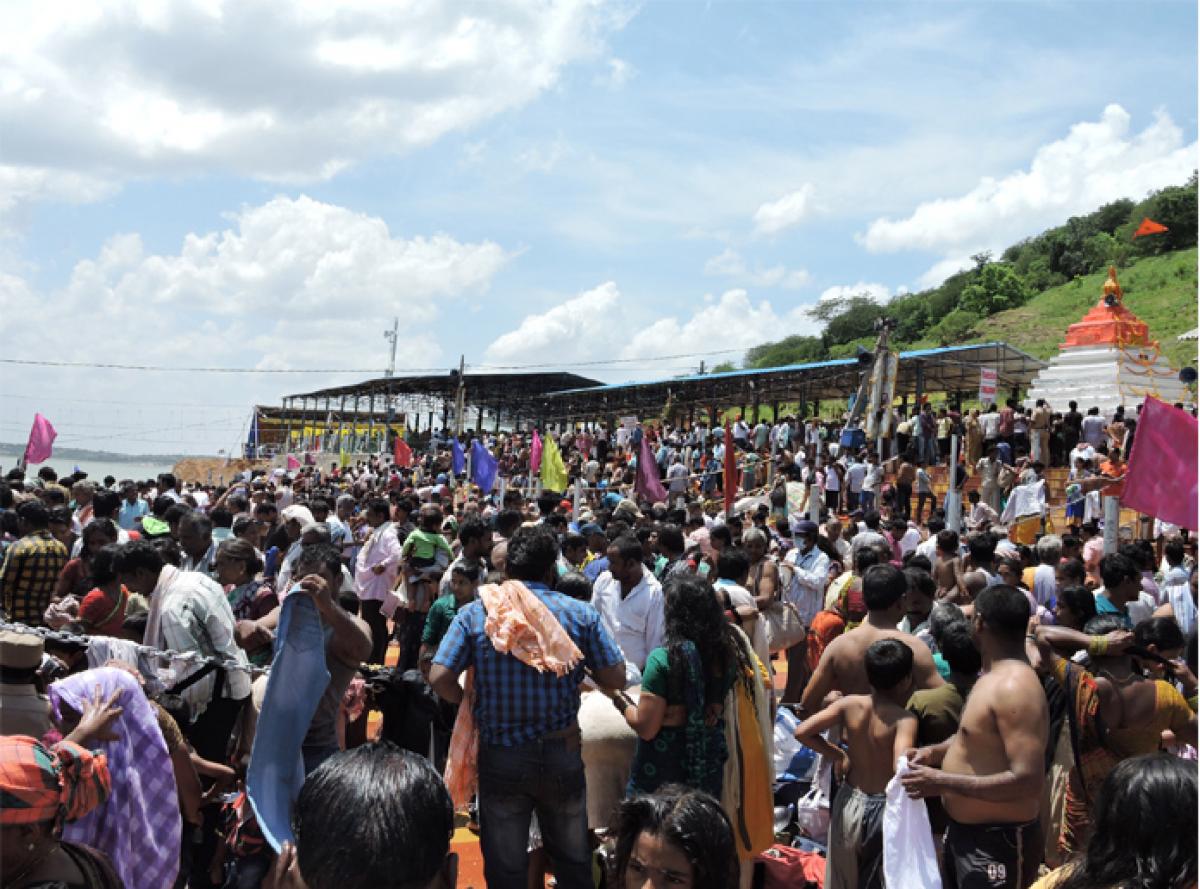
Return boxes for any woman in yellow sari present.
[965,409,983,466]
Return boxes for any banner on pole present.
[978,368,998,405]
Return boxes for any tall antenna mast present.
[383,317,398,378]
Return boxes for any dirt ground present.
[172,456,274,485]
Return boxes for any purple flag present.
[23,413,57,465]
[635,431,668,504]
[530,429,543,477]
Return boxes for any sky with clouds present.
[0,0,1196,456]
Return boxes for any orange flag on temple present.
[1132,217,1168,238]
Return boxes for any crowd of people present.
[0,397,1196,889]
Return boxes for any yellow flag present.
[339,448,350,468]
[540,436,569,493]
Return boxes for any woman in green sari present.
[607,575,751,798]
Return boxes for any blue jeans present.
[860,490,876,512]
[477,735,591,889]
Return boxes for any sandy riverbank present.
[172,457,274,485]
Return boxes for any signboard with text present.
[978,367,998,405]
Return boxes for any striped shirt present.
[433,582,623,747]
[0,530,68,624]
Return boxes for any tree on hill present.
[958,263,1030,316]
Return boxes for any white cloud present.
[598,57,634,88]
[702,248,810,289]
[622,289,819,359]
[753,184,814,235]
[0,195,511,452]
[484,281,621,364]
[915,255,976,290]
[818,282,891,303]
[484,282,820,373]
[0,0,626,194]
[861,105,1197,253]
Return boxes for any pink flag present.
[635,431,668,504]
[1122,397,1198,531]
[530,429,543,478]
[286,454,301,471]
[22,413,57,465]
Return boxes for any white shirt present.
[1081,415,1107,447]
[899,527,922,556]
[591,569,665,672]
[916,535,938,563]
[145,566,252,716]
[783,544,830,627]
[845,462,867,493]
[980,412,1001,439]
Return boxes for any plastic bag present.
[794,755,831,843]
[773,707,802,775]
[883,755,942,889]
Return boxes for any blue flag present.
[451,438,466,475]
[470,439,498,492]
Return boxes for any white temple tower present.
[1024,266,1190,415]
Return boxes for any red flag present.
[723,422,738,516]
[1122,398,1197,530]
[530,429,543,477]
[286,454,300,470]
[393,436,413,468]
[1132,217,1169,239]
[22,413,57,465]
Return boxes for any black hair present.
[862,564,907,612]
[1057,586,1097,628]
[663,576,742,705]
[1057,558,1087,585]
[716,547,751,583]
[16,499,50,529]
[1134,617,1186,655]
[449,562,481,583]
[555,571,592,602]
[1099,553,1140,590]
[366,498,391,519]
[612,786,737,889]
[210,507,234,530]
[611,535,645,566]
[90,544,121,586]
[903,567,936,599]
[496,509,523,537]
[458,518,488,547]
[709,525,732,547]
[81,518,119,550]
[1165,538,1186,566]
[863,510,881,531]
[940,622,982,676]
[658,524,685,556]
[903,553,932,573]
[153,536,183,567]
[505,525,559,582]
[114,539,165,576]
[854,547,881,574]
[974,585,1032,641]
[931,527,960,554]
[967,533,996,566]
[1058,753,1196,889]
[864,639,913,691]
[1083,614,1128,638]
[293,742,454,889]
[163,503,190,526]
[92,489,120,519]
[217,537,264,577]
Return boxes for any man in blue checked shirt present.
[430,526,626,889]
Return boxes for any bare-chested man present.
[901,584,1049,889]
[800,564,943,717]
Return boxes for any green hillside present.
[967,248,1198,369]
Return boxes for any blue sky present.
[1,0,1195,455]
